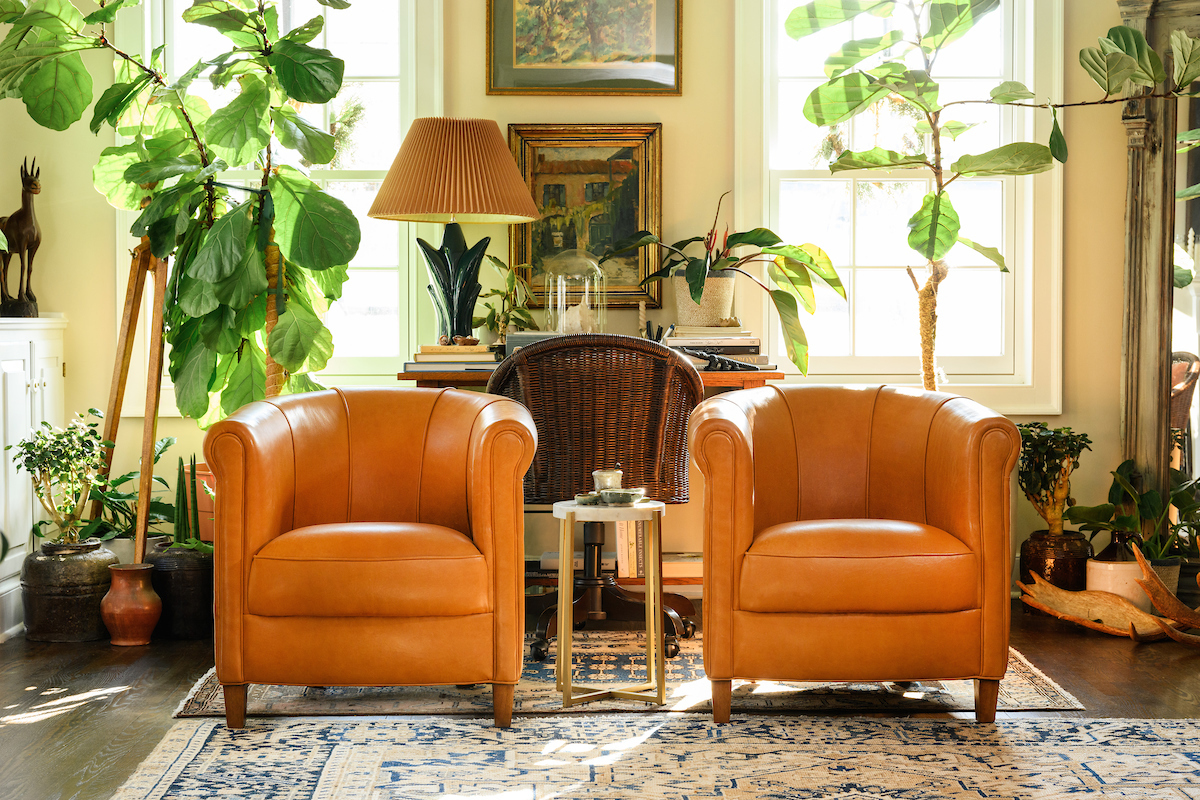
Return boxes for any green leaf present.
[267,302,333,373]
[0,229,7,251]
[824,30,905,77]
[989,80,1034,103]
[874,68,939,112]
[203,73,270,167]
[600,230,660,263]
[188,202,253,282]
[177,274,219,316]
[804,70,890,126]
[778,243,846,299]
[685,257,708,303]
[0,1,26,25]
[19,49,91,130]
[309,262,348,302]
[768,259,815,314]
[725,228,783,248]
[181,0,254,34]
[220,341,266,416]
[200,306,241,353]
[213,238,267,308]
[1102,25,1166,87]
[1175,265,1194,289]
[270,167,361,270]
[82,0,141,25]
[956,236,1007,271]
[829,146,928,172]
[1079,47,1138,95]
[282,14,324,45]
[906,191,960,261]
[785,0,894,40]
[123,155,204,184]
[315,0,350,7]
[171,341,216,419]
[93,143,146,210]
[131,182,189,237]
[1176,182,1200,202]
[771,289,810,375]
[940,120,979,140]
[18,0,83,35]
[1173,29,1200,89]
[285,372,326,395]
[1049,106,1067,164]
[89,72,152,134]
[271,105,335,164]
[951,143,1054,176]
[267,39,344,104]
[922,0,999,51]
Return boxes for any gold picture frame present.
[487,0,681,96]
[508,123,663,309]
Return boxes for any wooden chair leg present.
[974,678,999,723]
[223,684,247,729]
[493,683,515,728]
[711,679,732,723]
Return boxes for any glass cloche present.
[543,249,607,334]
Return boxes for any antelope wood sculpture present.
[0,158,42,318]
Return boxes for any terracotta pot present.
[185,463,216,543]
[146,541,213,639]
[1019,529,1093,595]
[21,540,119,642]
[100,564,162,646]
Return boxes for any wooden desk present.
[398,370,785,389]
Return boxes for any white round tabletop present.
[552,499,666,522]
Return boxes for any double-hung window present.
[737,0,1063,413]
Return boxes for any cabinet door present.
[0,342,33,592]
[31,337,64,428]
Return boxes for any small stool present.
[552,499,666,707]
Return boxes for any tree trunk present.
[917,259,949,391]
[263,234,286,397]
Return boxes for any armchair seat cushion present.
[248,523,489,618]
[739,520,980,614]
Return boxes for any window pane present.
[326,1,399,76]
[803,274,852,357]
[854,180,928,267]
[946,181,1003,267]
[854,269,920,355]
[775,80,849,169]
[325,270,400,358]
[777,14,849,77]
[326,81,402,170]
[778,180,852,267]
[849,96,927,155]
[932,6,1005,77]
[934,269,1004,356]
[280,0,325,39]
[936,80,1003,164]
[325,181,399,267]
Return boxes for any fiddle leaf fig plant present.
[788,0,1200,389]
[0,0,361,423]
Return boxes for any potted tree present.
[11,410,121,641]
[1015,422,1093,592]
[146,456,214,639]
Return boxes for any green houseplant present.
[1015,422,1093,591]
[602,192,845,374]
[0,0,362,423]
[80,435,177,561]
[786,0,1200,389]
[473,256,539,344]
[145,455,214,639]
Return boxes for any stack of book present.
[662,326,775,370]
[403,344,502,373]
[615,520,703,579]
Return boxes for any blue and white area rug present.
[115,715,1200,799]
[177,633,1082,717]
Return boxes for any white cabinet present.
[0,316,67,640]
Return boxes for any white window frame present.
[113,0,443,415]
[734,0,1063,414]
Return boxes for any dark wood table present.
[398,370,785,389]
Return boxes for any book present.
[672,327,755,337]
[616,521,631,578]
[402,361,500,372]
[662,552,704,578]
[677,352,775,371]
[539,551,617,571]
[412,353,498,362]
[635,521,645,578]
[419,345,492,354]
[670,344,761,355]
[665,336,760,347]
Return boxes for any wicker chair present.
[487,333,704,660]
[1172,352,1200,475]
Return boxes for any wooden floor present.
[1,599,1198,800]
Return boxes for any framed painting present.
[487,0,681,96]
[508,123,662,309]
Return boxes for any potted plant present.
[81,437,177,563]
[10,409,120,641]
[602,192,844,374]
[1015,422,1093,592]
[473,256,539,345]
[146,456,215,639]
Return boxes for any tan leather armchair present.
[689,385,1019,723]
[204,387,537,728]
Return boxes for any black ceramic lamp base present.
[416,222,489,341]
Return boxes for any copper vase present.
[100,564,162,646]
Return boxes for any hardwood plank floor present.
[0,599,1197,800]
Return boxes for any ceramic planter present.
[1179,559,1200,608]
[146,541,214,639]
[1086,558,1151,613]
[673,271,734,327]
[20,539,119,641]
[1149,556,1182,597]
[100,564,162,646]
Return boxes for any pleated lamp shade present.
[368,117,539,224]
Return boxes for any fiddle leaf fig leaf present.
[213,239,268,308]
[0,1,26,24]
[1049,106,1068,164]
[267,301,333,373]
[1175,265,1194,289]
[956,236,1007,271]
[82,0,141,24]
[1101,25,1166,87]
[172,341,216,419]
[785,0,894,40]
[824,30,905,77]
[89,72,152,134]
[93,143,146,210]
[829,146,928,172]
[20,50,91,130]
[906,191,960,261]
[308,262,348,302]
[922,0,999,51]
[123,155,203,184]
[950,143,1054,176]
[188,202,253,282]
[1079,47,1138,95]
[267,39,344,104]
[771,289,810,375]
[177,274,219,317]
[203,73,270,167]
[220,340,266,416]
[182,0,254,34]
[19,0,83,35]
[989,80,1034,103]
[1172,29,1200,89]
[804,70,890,126]
[271,105,335,164]
[284,372,325,395]
[940,120,979,140]
[874,69,939,112]
[316,0,350,7]
[282,14,324,45]
[270,167,361,270]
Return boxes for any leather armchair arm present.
[688,396,757,679]
[204,401,299,683]
[467,398,537,684]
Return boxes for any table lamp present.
[368,117,539,344]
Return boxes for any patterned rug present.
[114,715,1200,799]
[176,632,1082,717]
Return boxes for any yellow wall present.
[0,0,1139,559]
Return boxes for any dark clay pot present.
[21,539,119,642]
[146,542,213,639]
[101,564,162,646]
[1020,529,1093,594]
